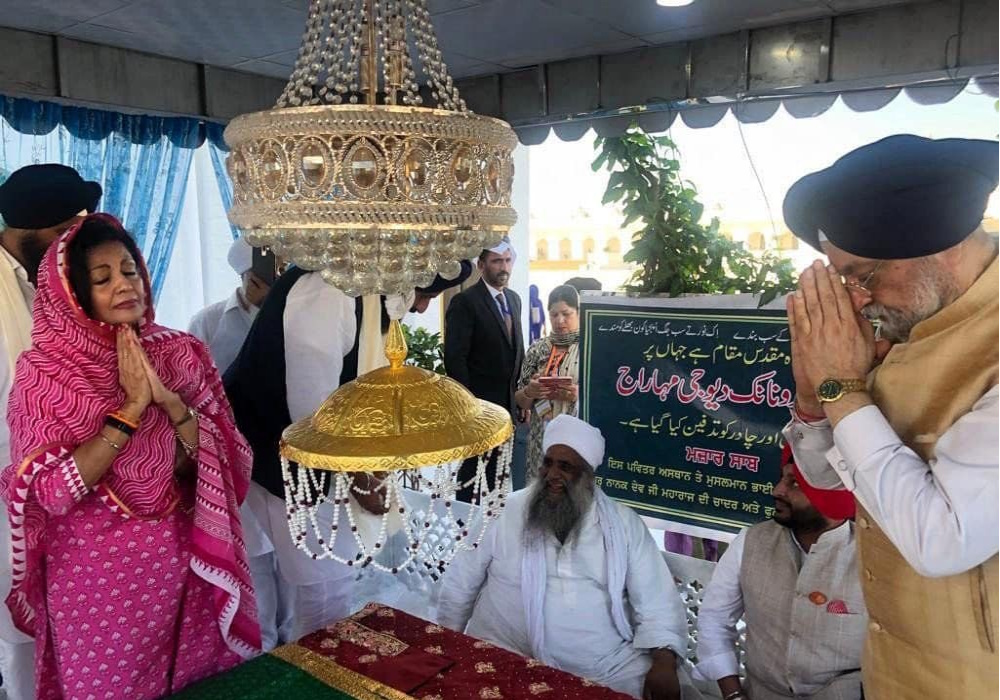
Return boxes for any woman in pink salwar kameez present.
[2,214,261,699]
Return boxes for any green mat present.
[170,654,359,699]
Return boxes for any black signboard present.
[579,297,794,535]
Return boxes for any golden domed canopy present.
[280,321,513,471]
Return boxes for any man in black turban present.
[0,163,102,283]
[781,134,998,700]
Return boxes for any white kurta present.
[247,272,364,644]
[0,248,36,700]
[282,273,356,425]
[187,289,257,376]
[438,489,691,699]
[783,387,999,578]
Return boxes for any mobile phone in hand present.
[252,246,279,285]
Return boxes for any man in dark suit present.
[445,237,525,500]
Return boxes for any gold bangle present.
[175,432,197,458]
[99,433,122,451]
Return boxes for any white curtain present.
[154,147,239,331]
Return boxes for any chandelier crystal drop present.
[224,0,518,296]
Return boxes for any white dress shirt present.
[783,385,999,578]
[187,289,257,375]
[483,280,509,319]
[438,489,690,698]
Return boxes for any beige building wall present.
[531,213,1000,304]
[528,217,812,299]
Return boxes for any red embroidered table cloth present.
[296,602,633,699]
[172,602,634,699]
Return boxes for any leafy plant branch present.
[401,323,445,374]
[593,124,796,306]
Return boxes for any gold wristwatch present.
[816,378,866,403]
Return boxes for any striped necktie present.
[496,292,512,339]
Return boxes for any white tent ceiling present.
[0,0,928,81]
[0,0,993,138]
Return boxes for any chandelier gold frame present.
[224,0,519,295]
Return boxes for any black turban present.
[0,164,102,230]
[783,135,998,260]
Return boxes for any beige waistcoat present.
[860,256,999,700]
[741,520,866,700]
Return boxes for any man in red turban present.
[694,447,865,700]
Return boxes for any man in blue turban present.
[781,135,998,700]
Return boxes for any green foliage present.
[592,125,797,306]
[401,323,445,373]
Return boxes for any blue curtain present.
[0,95,206,300]
[206,122,239,240]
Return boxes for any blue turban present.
[783,135,997,259]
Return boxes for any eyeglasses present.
[843,261,883,293]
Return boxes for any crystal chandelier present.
[224,0,518,295]
[280,322,514,575]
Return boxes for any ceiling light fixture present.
[225,0,518,579]
[656,0,695,7]
[224,0,519,296]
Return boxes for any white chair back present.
[661,550,746,675]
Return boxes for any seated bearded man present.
[438,415,700,700]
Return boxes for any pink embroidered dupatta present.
[1,214,261,658]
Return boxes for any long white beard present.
[525,474,594,545]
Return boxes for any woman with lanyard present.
[515,285,581,482]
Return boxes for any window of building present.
[775,231,799,250]
[559,238,573,260]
